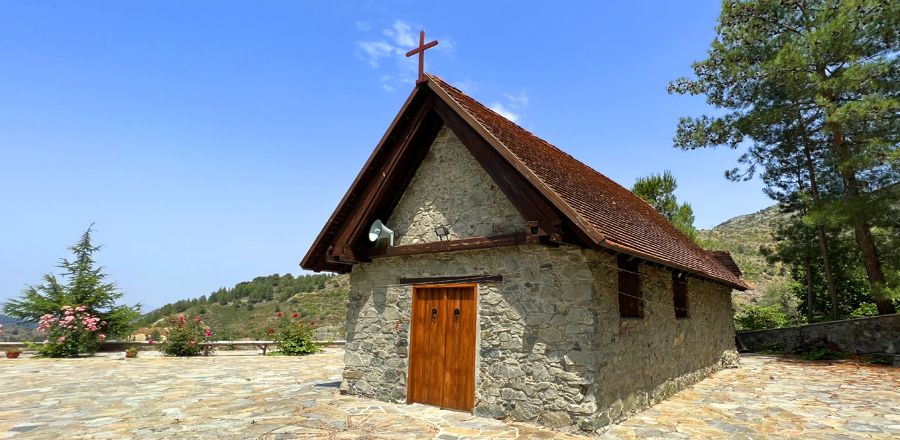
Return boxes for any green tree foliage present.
[631,171,699,241]
[849,302,879,318]
[670,0,899,314]
[4,226,140,338]
[762,217,875,321]
[735,305,790,330]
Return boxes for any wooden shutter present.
[673,272,689,318]
[617,255,643,318]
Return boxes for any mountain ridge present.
[698,205,788,308]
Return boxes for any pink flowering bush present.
[269,311,320,356]
[156,314,215,356]
[32,305,107,357]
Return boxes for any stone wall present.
[342,245,738,434]
[342,244,593,408]
[387,126,525,245]
[736,314,900,355]
[582,252,738,430]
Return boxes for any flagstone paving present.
[1,349,897,439]
[600,355,900,439]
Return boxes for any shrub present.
[866,354,893,366]
[3,227,141,339]
[125,347,139,358]
[798,348,846,361]
[31,305,107,357]
[270,311,320,356]
[735,305,789,331]
[758,341,784,354]
[156,314,215,356]
[849,303,879,318]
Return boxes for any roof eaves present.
[601,238,748,291]
[300,84,426,271]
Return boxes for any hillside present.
[136,273,350,341]
[698,205,789,309]
[0,313,41,342]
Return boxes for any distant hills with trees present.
[0,314,40,342]
[135,273,350,341]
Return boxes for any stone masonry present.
[342,245,738,433]
[737,313,900,355]
[387,126,525,245]
[340,125,738,434]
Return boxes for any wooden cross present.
[405,30,438,84]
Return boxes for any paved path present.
[601,355,900,439]
[1,349,898,439]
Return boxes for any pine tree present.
[670,0,899,314]
[631,171,699,241]
[4,225,141,337]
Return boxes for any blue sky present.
[0,1,771,310]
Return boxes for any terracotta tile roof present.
[708,251,743,278]
[428,74,747,290]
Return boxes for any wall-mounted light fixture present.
[434,225,450,241]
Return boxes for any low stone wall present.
[736,314,900,354]
[0,340,345,353]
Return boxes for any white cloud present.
[489,103,520,123]
[379,74,395,91]
[454,79,478,94]
[504,91,529,107]
[356,40,394,68]
[383,20,416,48]
[435,36,456,53]
[356,20,453,92]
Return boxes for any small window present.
[617,255,642,318]
[673,272,689,319]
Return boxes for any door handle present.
[454,308,460,322]
[432,308,438,322]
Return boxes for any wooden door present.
[407,286,446,407]
[408,284,476,411]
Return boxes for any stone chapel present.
[301,74,746,433]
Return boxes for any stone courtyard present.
[0,348,898,439]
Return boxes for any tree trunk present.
[854,223,895,314]
[814,226,840,319]
[799,141,840,320]
[817,71,895,315]
[804,255,815,323]
[833,133,894,315]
